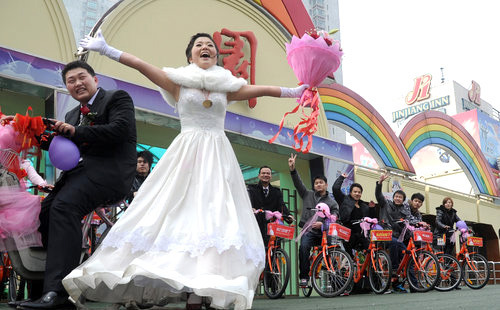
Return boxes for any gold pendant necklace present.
[203,99,212,108]
[202,90,212,108]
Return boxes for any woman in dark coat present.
[434,197,461,255]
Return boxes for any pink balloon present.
[48,136,80,170]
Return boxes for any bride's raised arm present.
[227,84,308,102]
[80,30,180,101]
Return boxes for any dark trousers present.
[389,237,406,270]
[299,232,322,279]
[344,231,369,258]
[38,166,119,294]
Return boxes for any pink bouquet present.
[269,30,343,153]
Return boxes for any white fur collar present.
[158,64,247,107]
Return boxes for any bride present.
[64,30,306,310]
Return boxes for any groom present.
[21,60,137,309]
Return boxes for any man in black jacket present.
[332,173,376,258]
[376,173,411,292]
[288,154,339,287]
[126,150,154,203]
[21,60,136,309]
[248,166,293,246]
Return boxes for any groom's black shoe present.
[19,291,74,309]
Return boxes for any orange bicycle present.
[454,223,490,289]
[301,217,353,298]
[419,228,462,291]
[392,222,441,292]
[349,218,393,294]
[254,209,294,299]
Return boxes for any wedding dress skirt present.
[63,85,265,309]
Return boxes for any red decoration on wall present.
[213,28,258,108]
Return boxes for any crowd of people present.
[0,29,468,310]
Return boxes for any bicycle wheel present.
[406,250,440,292]
[368,250,392,294]
[263,248,290,299]
[8,269,22,302]
[301,285,312,297]
[462,253,490,289]
[435,253,462,291]
[311,248,353,297]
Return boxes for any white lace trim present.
[101,227,264,268]
[158,64,247,108]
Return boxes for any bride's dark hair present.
[185,33,220,64]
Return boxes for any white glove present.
[79,29,122,61]
[280,84,309,98]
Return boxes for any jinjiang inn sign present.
[392,74,450,123]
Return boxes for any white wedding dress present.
[62,64,265,310]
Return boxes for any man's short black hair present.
[313,175,327,183]
[137,150,154,166]
[350,183,363,193]
[259,166,271,174]
[411,192,425,202]
[61,60,96,85]
[393,189,406,202]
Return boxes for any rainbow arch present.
[400,111,499,196]
[319,84,415,174]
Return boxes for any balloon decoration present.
[48,135,80,170]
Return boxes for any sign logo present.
[213,28,258,107]
[468,80,481,105]
[405,74,432,105]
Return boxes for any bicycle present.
[392,221,441,292]
[81,199,129,257]
[423,229,462,291]
[454,226,490,289]
[6,192,127,304]
[349,218,393,294]
[300,207,353,298]
[254,209,294,299]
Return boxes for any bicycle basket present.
[328,223,351,241]
[0,148,18,169]
[267,223,295,239]
[413,230,433,243]
[370,229,392,242]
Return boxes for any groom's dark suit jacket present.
[39,88,137,293]
[63,88,137,196]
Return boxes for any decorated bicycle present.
[253,209,295,299]
[299,203,353,298]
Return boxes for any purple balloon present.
[48,135,80,170]
[456,220,468,230]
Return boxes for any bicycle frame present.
[395,237,424,280]
[352,241,380,283]
[309,231,342,277]
[457,240,479,271]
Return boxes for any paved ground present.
[1,285,498,309]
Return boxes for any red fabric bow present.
[12,107,45,150]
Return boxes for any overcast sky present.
[337,0,500,123]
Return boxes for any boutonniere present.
[80,105,98,126]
